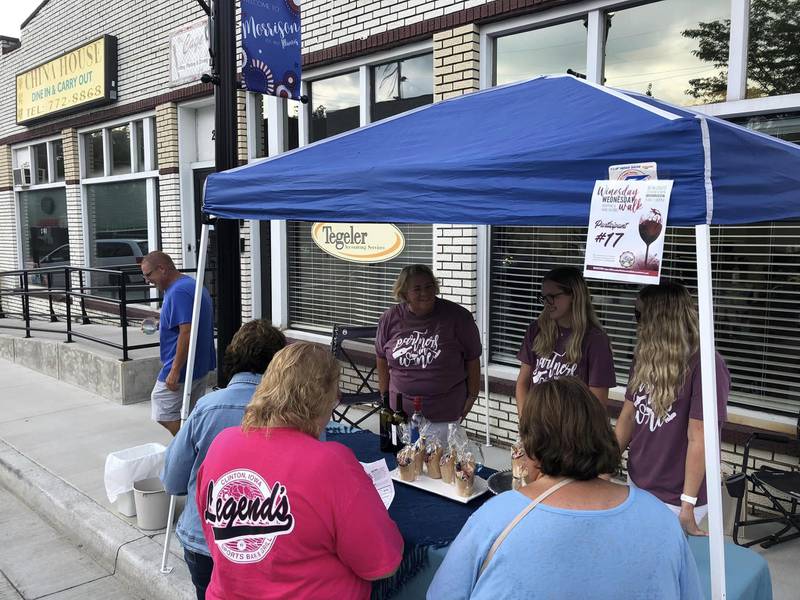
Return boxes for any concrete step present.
[0,320,161,404]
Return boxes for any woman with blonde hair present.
[615,282,730,535]
[376,264,482,436]
[196,342,403,600]
[515,266,616,415]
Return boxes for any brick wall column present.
[433,24,480,102]
[0,145,16,280]
[60,128,85,296]
[431,24,481,312]
[155,103,183,266]
[431,24,487,440]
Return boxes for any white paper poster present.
[360,459,395,509]
[608,162,658,181]
[584,180,673,285]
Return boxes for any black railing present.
[0,265,217,361]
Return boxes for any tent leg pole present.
[695,224,726,600]
[478,225,492,447]
[160,223,211,575]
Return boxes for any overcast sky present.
[1,0,43,39]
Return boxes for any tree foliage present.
[682,0,800,102]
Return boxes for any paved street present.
[0,485,143,600]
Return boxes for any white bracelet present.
[680,493,698,506]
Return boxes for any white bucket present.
[133,477,170,531]
[116,490,137,517]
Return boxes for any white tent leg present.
[695,224,726,600]
[477,225,492,447]
[160,222,211,574]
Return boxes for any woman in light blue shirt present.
[161,320,286,600]
[427,377,702,600]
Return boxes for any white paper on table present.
[360,459,395,509]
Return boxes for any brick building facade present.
[1,0,798,516]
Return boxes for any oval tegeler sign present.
[311,223,405,263]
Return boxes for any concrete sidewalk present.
[0,357,194,600]
[0,357,796,599]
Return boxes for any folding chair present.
[330,324,382,429]
[725,418,800,549]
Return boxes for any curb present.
[0,439,194,600]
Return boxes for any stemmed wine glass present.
[638,210,664,269]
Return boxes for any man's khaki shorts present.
[150,375,209,422]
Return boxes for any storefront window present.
[309,71,360,142]
[746,0,800,98]
[257,100,299,158]
[489,220,800,417]
[18,188,69,269]
[287,222,433,332]
[111,125,132,175]
[604,0,731,105]
[84,130,104,177]
[85,180,150,298]
[495,20,587,86]
[85,180,148,251]
[371,54,434,122]
[33,143,48,184]
[732,112,800,144]
[53,140,65,181]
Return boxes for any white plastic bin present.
[104,443,166,517]
[133,477,171,530]
[116,490,137,517]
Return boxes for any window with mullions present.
[603,0,731,105]
[286,222,433,333]
[18,188,69,269]
[745,0,800,99]
[489,222,800,416]
[308,71,360,142]
[371,54,434,122]
[494,19,587,86]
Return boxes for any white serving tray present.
[389,469,489,504]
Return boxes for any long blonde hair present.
[628,282,699,419]
[533,266,602,363]
[242,343,339,437]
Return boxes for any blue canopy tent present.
[170,75,800,595]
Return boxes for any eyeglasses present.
[536,292,571,305]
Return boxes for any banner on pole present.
[583,180,673,285]
[241,0,301,100]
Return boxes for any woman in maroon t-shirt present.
[615,282,730,536]
[515,266,616,416]
[375,265,482,432]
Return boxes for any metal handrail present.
[0,264,216,361]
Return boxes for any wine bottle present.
[410,396,425,444]
[392,393,408,451]
[379,392,395,453]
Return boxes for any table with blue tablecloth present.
[327,426,773,600]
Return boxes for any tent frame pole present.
[477,225,492,447]
[160,222,211,574]
[695,223,726,600]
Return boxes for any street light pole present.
[211,0,241,387]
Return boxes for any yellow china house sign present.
[16,35,118,125]
[311,223,406,263]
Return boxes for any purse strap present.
[477,477,575,578]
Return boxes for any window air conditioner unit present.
[13,167,31,187]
